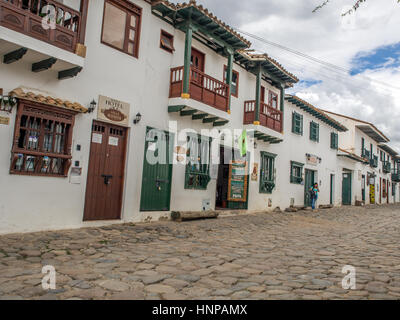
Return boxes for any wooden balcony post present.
[254,63,262,125]
[182,23,193,99]
[225,47,234,114]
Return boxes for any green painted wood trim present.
[280,85,285,113]
[32,57,57,73]
[226,50,234,112]
[203,117,219,123]
[261,151,277,158]
[213,120,229,127]
[192,113,208,120]
[183,24,193,94]
[3,47,27,64]
[180,109,197,116]
[255,64,262,122]
[168,105,185,113]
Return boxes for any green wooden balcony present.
[392,172,400,182]
[383,161,391,174]
[370,155,378,168]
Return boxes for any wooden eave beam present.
[3,47,28,64]
[58,66,83,80]
[32,57,57,72]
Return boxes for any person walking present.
[309,183,320,210]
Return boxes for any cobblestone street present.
[1,204,400,300]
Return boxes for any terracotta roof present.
[285,95,347,132]
[9,88,87,113]
[321,109,389,143]
[338,148,369,163]
[237,50,299,84]
[151,0,251,48]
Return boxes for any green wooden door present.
[140,127,173,211]
[304,169,315,207]
[342,172,352,205]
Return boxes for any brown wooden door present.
[191,47,205,72]
[83,121,128,221]
[261,86,266,103]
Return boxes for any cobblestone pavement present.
[1,204,400,300]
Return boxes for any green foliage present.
[313,0,400,16]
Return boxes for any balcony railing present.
[243,100,282,133]
[169,66,230,112]
[370,155,378,168]
[1,0,83,53]
[392,172,400,182]
[362,148,370,159]
[383,161,391,174]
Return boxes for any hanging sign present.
[227,160,248,202]
[370,184,375,204]
[98,95,130,127]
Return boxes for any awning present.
[9,87,87,113]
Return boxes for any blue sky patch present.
[350,42,400,75]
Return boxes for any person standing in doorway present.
[309,183,320,210]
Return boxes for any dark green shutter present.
[331,132,338,149]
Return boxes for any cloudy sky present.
[172,0,400,151]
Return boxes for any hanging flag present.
[238,129,248,157]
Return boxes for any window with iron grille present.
[259,151,276,193]
[292,111,303,135]
[184,134,211,190]
[290,161,304,184]
[10,100,76,177]
[310,121,319,142]
[330,132,338,149]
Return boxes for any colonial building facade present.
[0,0,398,234]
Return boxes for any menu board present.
[227,160,248,202]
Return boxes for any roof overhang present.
[234,50,298,88]
[285,95,348,132]
[151,1,250,50]
[356,125,389,143]
[378,144,398,157]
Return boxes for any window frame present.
[290,161,304,184]
[10,99,77,178]
[223,65,239,98]
[330,132,338,150]
[310,121,319,142]
[292,111,303,135]
[160,29,175,53]
[259,151,276,194]
[184,133,212,190]
[101,0,142,59]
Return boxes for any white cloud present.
[170,0,400,150]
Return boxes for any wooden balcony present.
[243,100,282,133]
[0,0,85,53]
[169,66,230,112]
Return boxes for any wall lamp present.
[133,112,142,124]
[87,99,97,113]
[0,91,17,113]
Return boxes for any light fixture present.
[133,112,142,124]
[88,99,97,113]
[0,93,17,113]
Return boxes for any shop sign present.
[0,116,10,125]
[228,160,248,202]
[98,95,130,126]
[306,153,321,166]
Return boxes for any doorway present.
[330,174,335,205]
[304,169,316,207]
[361,174,366,202]
[191,47,205,72]
[215,146,249,210]
[83,121,128,221]
[342,171,352,205]
[140,127,173,211]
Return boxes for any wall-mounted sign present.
[98,95,130,127]
[108,136,119,146]
[92,133,102,144]
[251,163,258,181]
[0,116,10,125]
[227,160,248,202]
[306,153,321,166]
